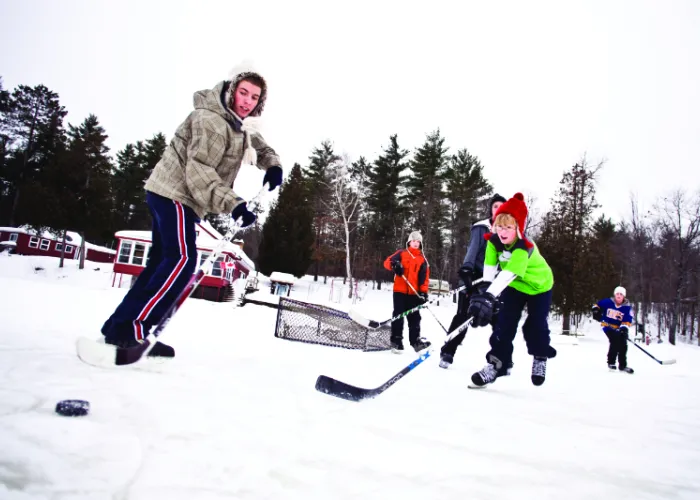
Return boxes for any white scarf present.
[231,112,261,166]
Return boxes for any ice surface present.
[1,254,699,499]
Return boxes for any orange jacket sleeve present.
[419,261,430,293]
[384,250,402,271]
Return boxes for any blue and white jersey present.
[596,297,633,330]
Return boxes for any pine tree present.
[303,141,340,281]
[365,134,410,287]
[538,159,602,333]
[444,148,492,283]
[587,215,619,300]
[405,129,450,278]
[0,84,67,225]
[258,164,314,277]
[112,133,166,230]
[62,115,114,266]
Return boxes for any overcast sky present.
[2,0,699,222]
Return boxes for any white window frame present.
[9,233,19,242]
[65,245,73,253]
[131,242,148,266]
[39,239,50,251]
[56,243,63,252]
[29,236,39,248]
[118,241,133,264]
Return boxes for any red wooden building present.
[111,221,254,302]
[0,227,116,263]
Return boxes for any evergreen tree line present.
[2,78,698,343]
[0,77,167,255]
[259,139,700,345]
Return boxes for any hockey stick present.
[77,186,269,367]
[401,275,450,334]
[349,278,483,329]
[627,338,676,365]
[315,315,474,402]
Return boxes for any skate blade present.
[391,348,404,355]
[468,383,488,390]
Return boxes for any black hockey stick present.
[315,316,474,402]
[627,338,676,365]
[348,279,482,329]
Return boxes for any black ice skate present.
[411,337,431,352]
[470,363,499,388]
[608,364,617,370]
[105,336,175,358]
[531,356,547,386]
[390,339,404,354]
[619,366,634,374]
[439,353,453,369]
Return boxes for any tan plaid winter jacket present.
[144,80,281,219]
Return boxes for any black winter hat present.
[489,193,507,208]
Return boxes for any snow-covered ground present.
[1,254,699,499]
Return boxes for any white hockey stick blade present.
[662,359,677,365]
[348,309,372,328]
[76,337,117,368]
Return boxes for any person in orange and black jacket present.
[383,230,432,353]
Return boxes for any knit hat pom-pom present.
[514,192,525,201]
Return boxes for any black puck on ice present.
[55,399,90,417]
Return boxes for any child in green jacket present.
[468,193,557,387]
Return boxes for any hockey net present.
[275,298,391,351]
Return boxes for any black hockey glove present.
[591,305,603,322]
[231,202,256,228]
[390,257,404,276]
[468,292,497,328]
[418,291,429,302]
[619,326,629,341]
[458,266,473,292]
[263,166,283,191]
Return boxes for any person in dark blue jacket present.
[592,286,634,373]
[439,193,506,368]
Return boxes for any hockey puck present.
[55,399,90,417]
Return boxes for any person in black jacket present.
[440,194,506,368]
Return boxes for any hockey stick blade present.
[315,350,433,402]
[76,337,118,368]
[661,359,677,365]
[76,336,155,367]
[347,309,374,328]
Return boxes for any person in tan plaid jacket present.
[100,66,283,358]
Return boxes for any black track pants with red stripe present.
[101,191,199,344]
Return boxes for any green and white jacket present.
[483,234,554,297]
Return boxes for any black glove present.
[390,257,404,276]
[619,326,629,341]
[262,166,283,191]
[231,202,256,228]
[418,292,429,301]
[458,266,473,291]
[468,292,497,328]
[592,306,603,322]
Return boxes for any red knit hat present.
[493,192,532,248]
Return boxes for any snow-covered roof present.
[270,272,297,284]
[0,240,17,246]
[115,222,255,271]
[0,226,116,254]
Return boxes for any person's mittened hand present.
[418,292,429,301]
[619,326,629,340]
[231,202,256,228]
[263,166,283,191]
[390,258,403,276]
[468,292,497,327]
[458,266,473,291]
[592,306,603,322]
